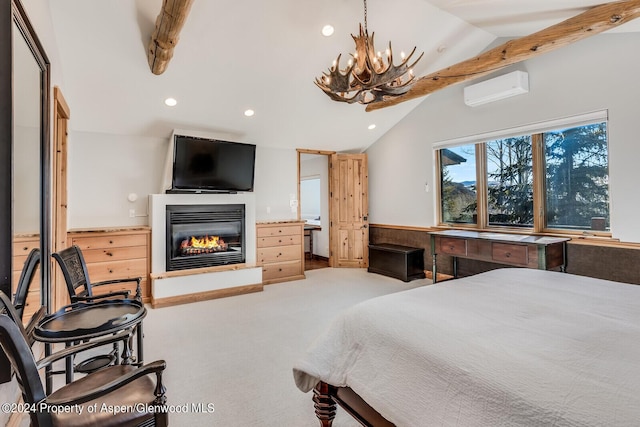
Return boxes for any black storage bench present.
[368,243,426,282]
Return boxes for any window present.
[440,146,476,224]
[437,118,610,234]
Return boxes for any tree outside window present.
[437,121,609,234]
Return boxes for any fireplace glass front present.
[166,204,245,271]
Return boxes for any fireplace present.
[166,204,245,271]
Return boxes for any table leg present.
[432,253,438,283]
[45,343,52,394]
[65,342,73,384]
[453,256,458,279]
[136,323,144,366]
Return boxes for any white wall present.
[67,131,167,229]
[253,146,298,222]
[67,131,298,228]
[366,32,640,243]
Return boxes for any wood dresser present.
[67,227,151,303]
[256,221,305,285]
[430,230,569,283]
[12,235,41,322]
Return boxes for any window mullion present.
[476,143,488,229]
[532,133,545,233]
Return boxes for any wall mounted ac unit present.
[464,70,529,107]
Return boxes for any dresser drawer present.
[80,245,148,263]
[262,261,302,281]
[438,237,467,256]
[256,225,301,238]
[258,234,302,248]
[85,258,147,282]
[92,279,147,297]
[71,234,147,250]
[492,243,528,265]
[258,245,301,264]
[13,239,40,266]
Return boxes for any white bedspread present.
[293,268,640,426]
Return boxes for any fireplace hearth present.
[166,204,245,271]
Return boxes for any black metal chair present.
[0,292,168,427]
[52,245,145,376]
[12,248,45,343]
[13,247,41,320]
[52,245,142,303]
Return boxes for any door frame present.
[52,86,70,310]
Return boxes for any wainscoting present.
[370,225,640,285]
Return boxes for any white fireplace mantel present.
[148,193,261,307]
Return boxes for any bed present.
[293,268,640,426]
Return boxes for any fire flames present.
[180,235,227,255]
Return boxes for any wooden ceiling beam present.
[366,0,640,111]
[147,0,194,75]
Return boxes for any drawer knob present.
[278,268,282,272]
[108,269,113,273]
[23,246,28,251]
[106,252,113,257]
[505,252,511,258]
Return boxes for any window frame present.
[434,112,611,238]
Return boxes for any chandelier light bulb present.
[400,51,406,59]
[244,109,255,117]
[368,124,376,130]
[164,97,177,107]
[322,25,335,37]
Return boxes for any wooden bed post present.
[313,382,337,427]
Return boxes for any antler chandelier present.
[315,0,423,105]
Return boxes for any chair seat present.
[49,365,156,427]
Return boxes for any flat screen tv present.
[170,135,256,193]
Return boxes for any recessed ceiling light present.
[322,25,334,37]
[244,109,255,117]
[164,97,177,107]
[368,124,376,130]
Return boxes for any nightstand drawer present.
[439,237,467,256]
[258,245,301,264]
[262,261,302,281]
[492,243,528,265]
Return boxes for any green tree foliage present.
[545,123,608,229]
[486,136,533,226]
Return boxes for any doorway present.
[298,150,332,270]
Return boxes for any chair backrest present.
[13,248,41,320]
[0,292,49,426]
[52,245,93,301]
[0,314,49,426]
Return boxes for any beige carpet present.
[142,267,430,426]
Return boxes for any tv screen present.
[171,136,256,192]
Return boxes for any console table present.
[430,230,569,283]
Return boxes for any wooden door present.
[329,153,369,268]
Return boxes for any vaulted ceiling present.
[48,0,640,152]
